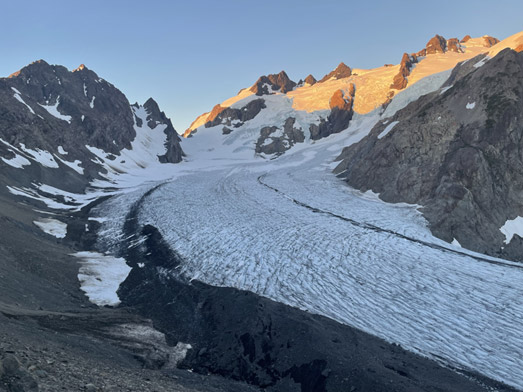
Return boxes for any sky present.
[1,0,523,132]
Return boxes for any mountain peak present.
[73,64,88,72]
[304,74,317,86]
[8,59,52,78]
[319,62,352,83]
[250,70,296,96]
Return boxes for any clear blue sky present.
[1,0,522,132]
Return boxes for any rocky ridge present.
[0,60,183,194]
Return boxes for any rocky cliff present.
[335,48,523,260]
[0,60,183,193]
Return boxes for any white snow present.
[33,218,67,238]
[377,121,399,139]
[11,87,35,114]
[57,146,68,155]
[38,97,72,123]
[451,238,462,248]
[382,70,452,118]
[474,56,489,68]
[2,153,31,168]
[72,251,131,306]
[90,96,96,109]
[466,102,476,109]
[19,144,59,168]
[500,216,523,244]
[439,85,453,95]
[54,155,84,174]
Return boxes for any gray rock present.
[2,354,20,375]
[255,117,305,155]
[250,71,296,95]
[335,48,523,260]
[204,99,266,129]
[318,62,352,83]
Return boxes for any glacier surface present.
[91,114,523,390]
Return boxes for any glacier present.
[89,111,523,390]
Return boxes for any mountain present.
[2,31,523,392]
[0,60,183,196]
[184,33,514,140]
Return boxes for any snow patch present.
[19,144,59,168]
[33,218,67,238]
[474,56,489,68]
[2,153,31,168]
[72,251,131,306]
[90,96,96,109]
[57,146,68,155]
[439,85,453,95]
[466,102,476,109]
[11,87,35,114]
[451,238,462,248]
[54,155,84,174]
[500,216,523,244]
[377,121,399,139]
[38,97,72,123]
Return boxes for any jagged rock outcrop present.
[310,85,355,140]
[318,62,352,83]
[426,34,447,54]
[416,35,470,57]
[390,53,417,90]
[447,38,463,53]
[304,74,317,86]
[334,48,523,260]
[483,35,500,47]
[142,98,184,164]
[204,99,266,129]
[255,117,305,155]
[250,71,296,95]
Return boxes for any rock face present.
[142,98,184,164]
[310,85,355,140]
[255,117,305,155]
[318,62,352,83]
[425,34,447,54]
[304,74,317,86]
[204,99,266,129]
[483,35,500,47]
[390,53,417,90]
[0,60,183,191]
[250,71,296,95]
[334,48,523,260]
[447,38,463,53]
[416,35,471,57]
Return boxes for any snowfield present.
[91,114,523,390]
